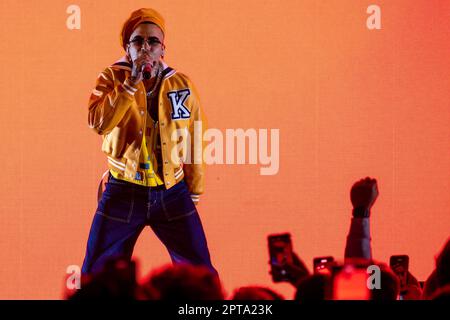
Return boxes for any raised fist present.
[350,177,379,217]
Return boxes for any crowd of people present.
[67,177,450,301]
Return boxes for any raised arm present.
[344,177,378,260]
[88,68,138,135]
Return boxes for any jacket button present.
[165,173,168,176]
[162,142,166,146]
[166,182,170,185]
[164,161,168,164]
[139,130,143,135]
[161,122,165,126]
[140,110,144,115]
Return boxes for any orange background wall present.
[0,0,449,299]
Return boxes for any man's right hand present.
[350,177,379,217]
[129,49,154,86]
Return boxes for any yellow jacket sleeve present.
[88,68,137,135]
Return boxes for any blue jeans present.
[81,174,216,275]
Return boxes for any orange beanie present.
[120,8,165,49]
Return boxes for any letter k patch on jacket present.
[167,89,192,120]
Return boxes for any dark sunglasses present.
[129,36,162,47]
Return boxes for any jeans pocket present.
[161,181,196,222]
[96,182,135,223]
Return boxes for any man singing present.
[82,8,216,276]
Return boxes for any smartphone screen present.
[313,256,334,275]
[332,265,370,300]
[268,233,293,282]
[389,255,409,292]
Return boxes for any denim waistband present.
[108,173,171,191]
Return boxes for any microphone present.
[142,63,152,80]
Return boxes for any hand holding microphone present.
[129,48,156,85]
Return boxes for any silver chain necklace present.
[146,67,163,99]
